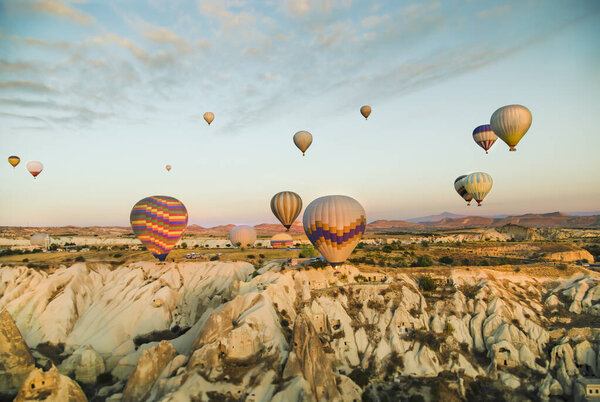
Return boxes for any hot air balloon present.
[303,195,366,266]
[166,165,172,172]
[271,233,293,248]
[472,125,498,154]
[360,105,371,119]
[8,156,20,168]
[293,131,312,156]
[26,161,43,178]
[204,112,215,125]
[490,105,532,151]
[271,191,302,231]
[454,175,472,206]
[130,196,188,262]
[463,172,493,206]
[30,233,50,249]
[229,225,256,248]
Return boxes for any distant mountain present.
[2,212,598,238]
[566,211,600,216]
[366,220,425,232]
[405,211,467,223]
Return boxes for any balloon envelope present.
[490,105,532,151]
[454,175,472,205]
[26,161,43,178]
[8,156,20,168]
[360,105,372,119]
[229,225,257,247]
[271,191,302,230]
[166,165,172,172]
[271,233,293,248]
[30,233,50,248]
[130,195,188,261]
[463,172,493,206]
[293,131,312,155]
[472,125,498,154]
[204,112,215,125]
[303,195,366,266]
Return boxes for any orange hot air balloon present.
[360,105,372,119]
[166,165,172,172]
[8,156,20,168]
[204,112,215,125]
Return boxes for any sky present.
[1,0,599,227]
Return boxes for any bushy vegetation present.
[418,275,436,292]
[299,244,317,258]
[348,368,371,387]
[75,256,85,262]
[439,256,454,265]
[411,255,433,267]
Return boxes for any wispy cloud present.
[0,81,57,94]
[197,0,255,27]
[477,5,512,19]
[11,1,95,24]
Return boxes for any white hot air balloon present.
[293,131,312,156]
[26,161,43,178]
[271,191,302,231]
[463,172,493,206]
[490,105,532,151]
[30,233,50,249]
[303,195,366,266]
[229,225,257,247]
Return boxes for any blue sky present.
[1,0,599,226]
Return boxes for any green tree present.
[299,244,317,258]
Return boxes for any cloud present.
[0,81,57,94]
[197,0,255,27]
[138,21,192,53]
[284,0,352,16]
[23,1,95,24]
[0,61,39,72]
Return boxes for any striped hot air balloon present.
[230,225,256,248]
[8,156,20,168]
[271,191,302,230]
[463,172,493,206]
[130,196,188,262]
[271,233,293,248]
[303,195,366,266]
[472,125,498,154]
[490,105,532,151]
[454,175,472,206]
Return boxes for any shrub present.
[113,253,122,258]
[299,244,317,258]
[418,275,436,292]
[309,259,326,269]
[411,255,433,267]
[281,319,289,327]
[259,254,265,258]
[444,322,455,333]
[382,245,393,253]
[340,274,348,281]
[348,369,370,387]
[409,395,426,402]
[557,263,568,270]
[210,255,220,261]
[247,254,255,259]
[22,258,29,262]
[479,260,490,266]
[354,274,367,283]
[514,267,521,273]
[421,240,429,247]
[439,256,454,265]
[461,258,470,266]
[75,256,85,262]
[180,242,187,249]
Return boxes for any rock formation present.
[0,308,35,397]
[13,366,87,402]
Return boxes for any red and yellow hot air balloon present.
[130,196,188,262]
[8,156,20,168]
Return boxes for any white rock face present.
[3,261,600,401]
[13,366,87,402]
[74,345,105,385]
